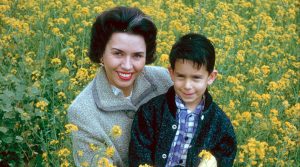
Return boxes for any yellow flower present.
[58,92,67,100]
[199,150,212,160]
[35,100,49,111]
[98,157,112,167]
[42,152,48,161]
[111,125,122,138]
[50,140,59,145]
[60,67,69,75]
[76,68,89,81]
[51,58,61,65]
[105,146,115,158]
[31,70,41,81]
[57,148,71,157]
[52,27,60,35]
[139,164,153,167]
[89,143,99,151]
[65,123,78,133]
[159,54,169,62]
[77,150,84,157]
[61,160,70,167]
[81,161,89,167]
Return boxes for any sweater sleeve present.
[212,118,237,167]
[129,103,156,167]
[68,105,113,167]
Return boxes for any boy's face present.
[169,59,217,111]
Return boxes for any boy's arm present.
[212,120,237,167]
[129,103,156,167]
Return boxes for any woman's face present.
[102,32,146,96]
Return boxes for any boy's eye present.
[176,75,185,78]
[193,76,202,79]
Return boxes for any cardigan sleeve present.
[211,117,237,167]
[129,103,157,167]
[68,105,113,167]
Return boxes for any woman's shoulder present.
[67,81,95,114]
[143,66,170,81]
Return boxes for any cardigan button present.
[201,115,204,120]
[162,154,167,159]
[172,124,177,130]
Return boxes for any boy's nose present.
[184,80,192,89]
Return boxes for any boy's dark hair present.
[89,6,157,64]
[169,33,215,73]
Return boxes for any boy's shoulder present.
[141,91,168,109]
[209,100,234,126]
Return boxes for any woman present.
[67,6,172,167]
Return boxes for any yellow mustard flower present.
[105,146,115,158]
[111,125,122,138]
[57,148,71,157]
[198,150,212,160]
[65,123,78,133]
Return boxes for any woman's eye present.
[113,52,122,56]
[134,54,143,58]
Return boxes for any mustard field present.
[0,0,299,166]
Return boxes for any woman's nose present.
[121,56,133,70]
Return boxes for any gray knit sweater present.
[68,66,173,167]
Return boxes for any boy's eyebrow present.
[175,71,204,77]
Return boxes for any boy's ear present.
[207,69,218,85]
[168,67,175,82]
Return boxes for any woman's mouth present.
[118,72,133,81]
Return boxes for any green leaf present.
[2,104,13,112]
[15,107,24,113]
[15,85,26,101]
[3,111,15,119]
[2,136,13,144]
[15,136,23,142]
[0,92,14,106]
[0,126,8,133]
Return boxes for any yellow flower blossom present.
[81,161,89,167]
[159,54,169,62]
[57,148,71,157]
[35,100,48,111]
[61,159,70,167]
[89,143,99,151]
[60,67,69,75]
[198,150,212,160]
[65,123,78,133]
[50,140,59,145]
[98,157,114,167]
[111,125,122,138]
[77,150,84,157]
[105,146,115,158]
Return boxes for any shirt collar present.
[111,85,132,99]
[175,94,205,115]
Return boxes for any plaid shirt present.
[166,95,205,167]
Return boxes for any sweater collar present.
[92,66,154,111]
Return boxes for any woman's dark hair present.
[169,33,215,73]
[89,6,157,64]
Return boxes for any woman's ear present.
[208,69,218,85]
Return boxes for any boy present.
[129,33,237,167]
